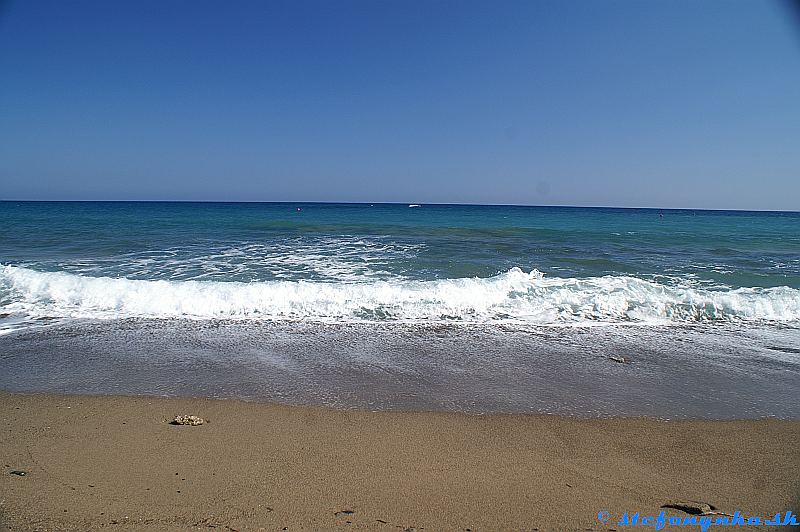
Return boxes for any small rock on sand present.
[661,501,728,516]
[171,415,204,426]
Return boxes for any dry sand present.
[1,392,798,531]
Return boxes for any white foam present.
[46,237,422,283]
[1,265,799,325]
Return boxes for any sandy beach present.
[1,393,798,531]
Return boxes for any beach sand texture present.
[1,393,798,531]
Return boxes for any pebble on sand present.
[171,415,204,426]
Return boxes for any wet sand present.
[4,320,800,419]
[1,392,798,531]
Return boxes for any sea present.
[1,201,798,418]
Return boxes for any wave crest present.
[1,265,799,324]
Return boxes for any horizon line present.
[0,199,798,214]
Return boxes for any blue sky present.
[1,0,798,209]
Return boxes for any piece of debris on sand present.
[661,501,731,517]
[171,415,204,426]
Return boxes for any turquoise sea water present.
[1,201,799,327]
[1,201,798,417]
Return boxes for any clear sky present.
[1,0,798,209]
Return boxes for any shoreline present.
[3,389,800,422]
[2,392,798,531]
[3,320,799,420]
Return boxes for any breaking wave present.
[1,265,799,325]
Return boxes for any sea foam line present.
[1,265,799,325]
